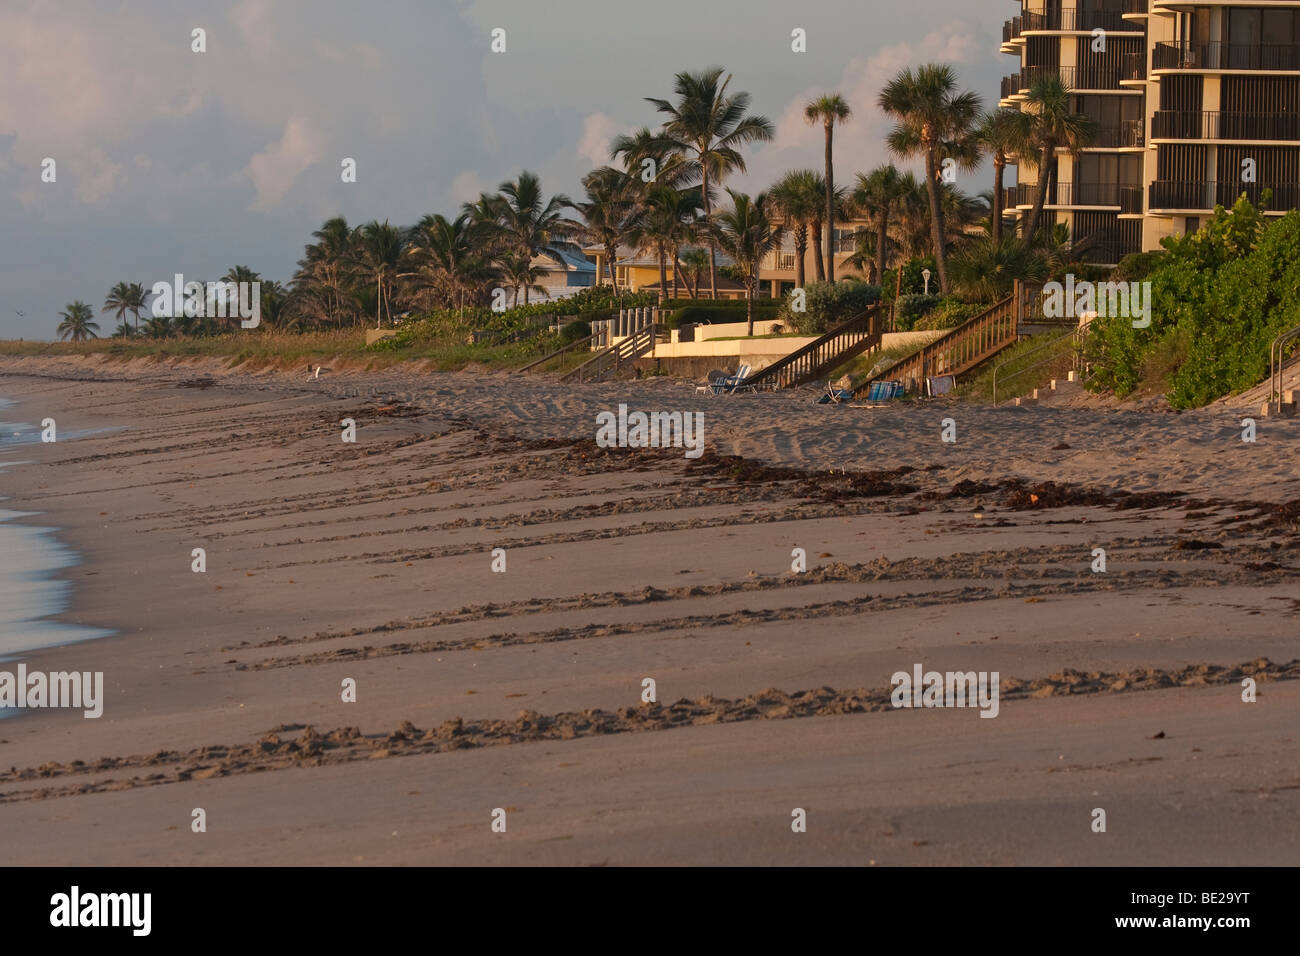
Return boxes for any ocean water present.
[0,397,114,659]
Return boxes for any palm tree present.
[770,169,823,289]
[355,220,405,327]
[496,171,577,265]
[714,189,786,336]
[878,63,983,294]
[572,167,638,290]
[102,281,146,334]
[978,109,1030,245]
[406,213,491,310]
[678,248,708,299]
[948,235,1047,301]
[497,252,548,307]
[294,216,359,328]
[852,165,909,285]
[647,68,775,299]
[1018,75,1098,244]
[57,301,98,341]
[633,186,701,304]
[804,94,852,282]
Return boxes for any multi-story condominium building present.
[1000,1,1300,262]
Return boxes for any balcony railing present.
[1121,0,1148,13]
[1001,73,1024,100]
[1122,51,1147,81]
[1153,42,1300,72]
[1119,186,1144,215]
[1002,17,1021,45]
[1020,10,1137,33]
[1090,122,1145,148]
[1015,181,1132,208]
[1022,64,1126,91]
[1151,110,1300,141]
[1149,180,1300,210]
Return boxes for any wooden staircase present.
[738,306,883,390]
[559,323,664,384]
[852,296,1020,398]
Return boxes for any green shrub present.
[894,294,941,331]
[779,280,881,334]
[915,298,987,331]
[560,320,592,344]
[1086,196,1300,407]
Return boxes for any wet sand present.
[0,353,1296,864]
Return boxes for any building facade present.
[1000,1,1300,261]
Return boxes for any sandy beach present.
[0,353,1297,865]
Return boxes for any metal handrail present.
[992,327,1086,406]
[1270,323,1300,410]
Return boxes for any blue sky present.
[0,0,1005,339]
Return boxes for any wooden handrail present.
[853,296,1019,397]
[515,329,602,373]
[741,305,882,390]
[560,323,664,384]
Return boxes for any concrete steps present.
[1011,373,1084,407]
[1260,389,1297,418]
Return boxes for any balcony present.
[1149,180,1300,211]
[1002,17,1021,45]
[1089,122,1145,148]
[1119,186,1144,215]
[1021,64,1127,92]
[1014,181,1132,208]
[1151,110,1300,141]
[1020,10,1140,34]
[1001,73,1024,100]
[1153,42,1300,73]
[1121,0,1147,13]
[1121,51,1147,83]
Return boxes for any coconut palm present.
[102,281,146,334]
[57,301,98,341]
[1018,75,1098,243]
[851,165,910,285]
[497,252,548,307]
[678,248,708,299]
[769,169,824,290]
[804,94,852,282]
[405,213,491,310]
[878,63,984,294]
[355,220,405,327]
[572,167,639,289]
[714,189,786,336]
[647,68,775,299]
[495,171,578,267]
[294,216,360,327]
[978,109,1030,245]
[633,186,702,304]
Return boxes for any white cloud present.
[576,112,631,168]
[245,118,322,211]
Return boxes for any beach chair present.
[701,364,753,395]
[695,369,729,395]
[926,374,955,397]
[865,380,903,402]
[817,375,855,404]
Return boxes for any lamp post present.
[922,268,932,296]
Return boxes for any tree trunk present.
[793,224,807,289]
[657,247,668,305]
[746,283,755,336]
[811,217,826,281]
[605,244,618,289]
[991,154,1005,245]
[825,122,835,283]
[672,249,680,299]
[1022,146,1052,243]
[924,144,950,294]
[702,163,717,300]
[876,207,888,291]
